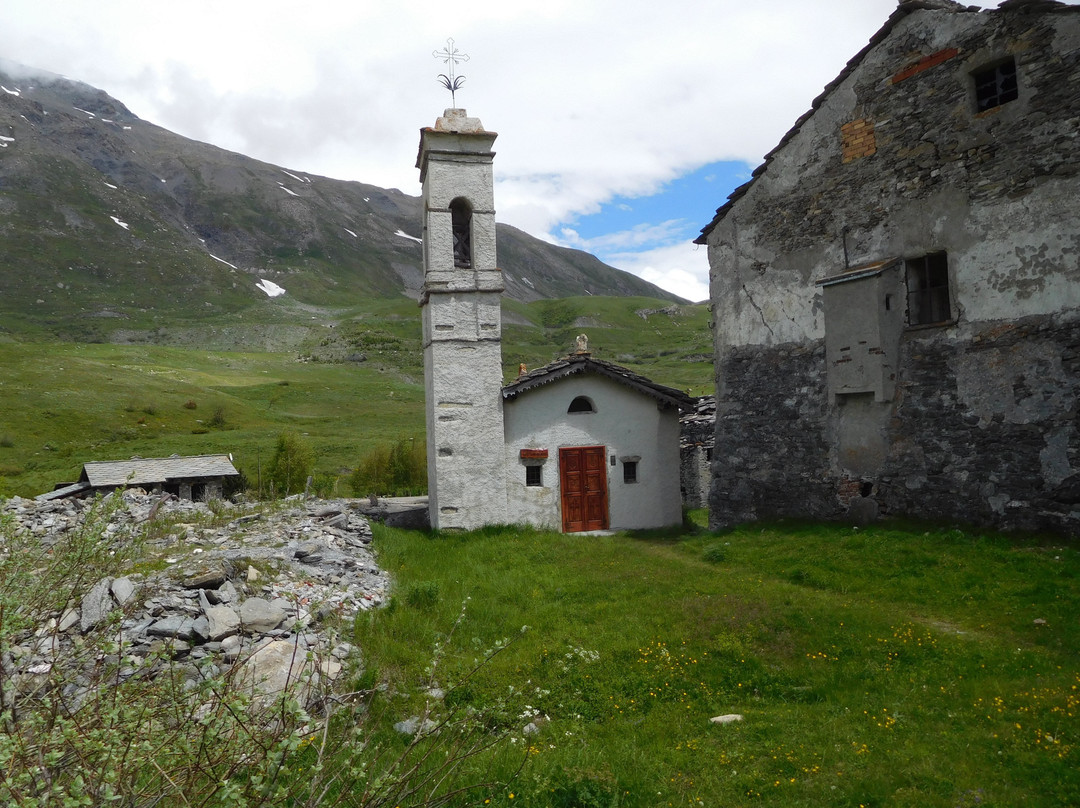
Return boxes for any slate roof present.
[78,454,239,487]
[502,354,694,412]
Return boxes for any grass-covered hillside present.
[0,297,713,498]
[358,517,1078,807]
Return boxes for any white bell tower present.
[416,109,507,530]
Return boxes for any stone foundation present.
[710,315,1080,536]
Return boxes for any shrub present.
[537,299,581,330]
[182,399,197,410]
[702,543,727,564]
[0,435,13,448]
[548,768,620,808]
[350,436,426,497]
[266,431,315,496]
[208,406,227,428]
[405,580,440,611]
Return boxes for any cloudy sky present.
[2,0,1008,301]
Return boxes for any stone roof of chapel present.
[502,354,694,412]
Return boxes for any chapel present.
[416,109,691,532]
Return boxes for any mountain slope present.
[0,60,681,341]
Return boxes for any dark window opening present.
[525,465,542,487]
[974,59,1018,112]
[906,252,951,326]
[705,447,713,462]
[623,461,638,484]
[567,396,595,414]
[450,198,472,268]
[860,481,874,498]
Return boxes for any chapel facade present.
[696,0,1080,534]
[417,109,691,532]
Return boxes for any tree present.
[350,436,426,497]
[266,431,315,496]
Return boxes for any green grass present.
[0,342,424,497]
[354,521,1080,807]
[505,297,714,396]
[0,296,713,498]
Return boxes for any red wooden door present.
[560,446,608,532]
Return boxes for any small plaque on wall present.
[519,448,549,459]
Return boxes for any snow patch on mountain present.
[256,279,286,298]
[209,254,238,270]
[395,230,422,244]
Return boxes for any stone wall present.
[702,4,1080,535]
[708,315,1080,534]
[680,396,715,509]
[708,342,836,527]
[880,314,1080,534]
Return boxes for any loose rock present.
[0,491,389,711]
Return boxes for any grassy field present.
[0,297,713,498]
[0,342,425,497]
[353,517,1079,807]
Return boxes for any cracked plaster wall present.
[705,4,1080,534]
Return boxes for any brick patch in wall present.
[837,477,863,507]
[891,47,960,84]
[842,118,877,162]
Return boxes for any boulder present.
[80,577,114,632]
[240,598,285,633]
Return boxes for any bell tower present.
[416,108,507,530]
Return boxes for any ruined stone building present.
[39,454,240,502]
[417,109,690,532]
[696,0,1080,534]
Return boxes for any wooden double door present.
[559,446,609,532]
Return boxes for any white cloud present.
[1,0,1011,296]
[560,220,690,254]
[609,243,711,304]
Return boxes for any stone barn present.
[39,454,240,502]
[696,0,1080,534]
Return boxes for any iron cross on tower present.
[433,38,469,106]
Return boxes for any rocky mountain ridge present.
[0,59,681,343]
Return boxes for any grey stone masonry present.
[709,316,1080,534]
[418,109,509,530]
[701,2,1080,536]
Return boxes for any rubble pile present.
[1,490,390,707]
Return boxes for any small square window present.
[525,465,542,487]
[974,59,1018,112]
[906,252,952,326]
[623,461,638,484]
